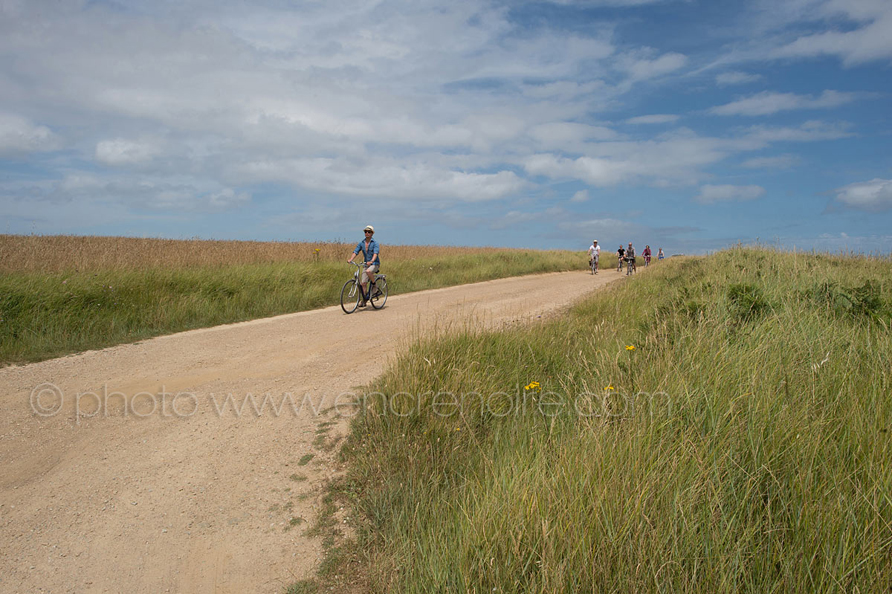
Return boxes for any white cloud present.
[6,173,253,214]
[808,232,892,252]
[521,80,606,100]
[96,139,160,165]
[491,210,540,229]
[744,120,854,142]
[436,28,614,86]
[570,189,589,203]
[715,71,763,86]
[122,181,252,213]
[149,186,252,213]
[524,153,629,186]
[0,1,620,209]
[58,174,107,194]
[625,114,679,125]
[490,207,565,230]
[207,188,251,210]
[773,26,892,65]
[710,90,857,116]
[522,126,769,189]
[834,178,892,211]
[0,113,58,155]
[528,122,618,149]
[695,184,766,204]
[559,217,635,230]
[242,158,526,202]
[741,154,801,169]
[546,0,672,5]
[619,50,688,81]
[771,1,892,65]
[556,217,642,242]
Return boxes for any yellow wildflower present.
[625,345,636,351]
[605,385,615,391]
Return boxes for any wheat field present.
[0,234,521,273]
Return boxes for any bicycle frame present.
[342,261,388,313]
[348,260,378,283]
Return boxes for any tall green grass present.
[0,250,580,364]
[343,248,892,593]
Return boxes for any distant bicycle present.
[340,261,388,313]
[589,257,598,275]
[626,256,636,275]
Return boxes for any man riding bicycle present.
[587,239,600,274]
[625,242,636,275]
[616,245,625,272]
[347,225,380,307]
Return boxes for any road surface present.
[0,269,620,593]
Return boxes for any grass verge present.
[339,247,892,592]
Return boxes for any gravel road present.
[0,269,619,593]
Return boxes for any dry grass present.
[0,234,521,273]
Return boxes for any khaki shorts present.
[362,264,378,284]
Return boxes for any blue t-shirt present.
[353,238,381,266]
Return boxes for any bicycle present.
[340,262,388,314]
[589,257,599,275]
[626,256,636,275]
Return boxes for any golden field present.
[0,234,521,273]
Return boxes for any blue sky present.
[1,0,891,254]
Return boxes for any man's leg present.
[359,268,370,304]
[365,265,378,299]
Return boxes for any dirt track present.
[0,269,620,593]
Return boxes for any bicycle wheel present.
[340,279,360,314]
[370,278,388,309]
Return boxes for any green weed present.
[284,580,317,594]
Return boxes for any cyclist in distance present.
[587,239,600,274]
[625,242,636,275]
[642,245,652,267]
[616,244,625,272]
[347,225,380,307]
